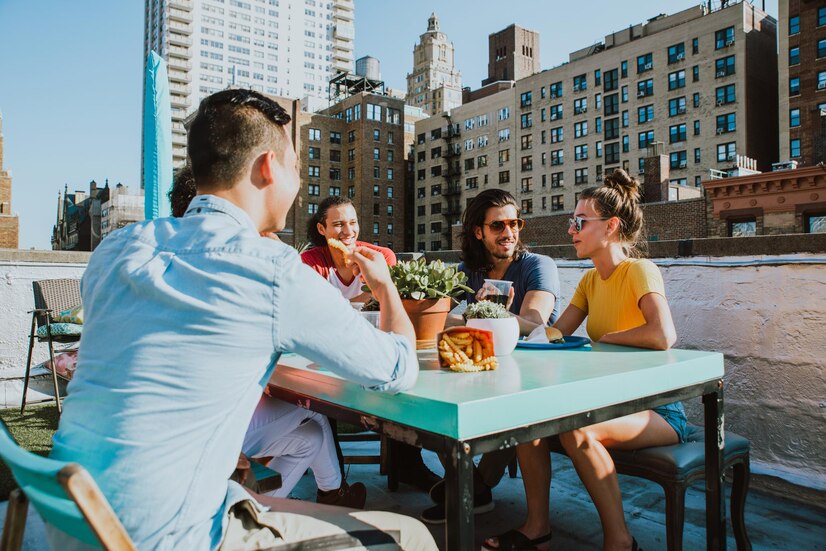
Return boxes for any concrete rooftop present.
[4,441,823,550]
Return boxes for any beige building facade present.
[778,0,826,166]
[406,13,462,116]
[413,2,778,251]
[0,113,19,249]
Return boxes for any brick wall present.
[0,216,19,249]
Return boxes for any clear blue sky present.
[0,0,777,250]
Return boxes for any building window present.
[715,26,735,49]
[430,128,442,140]
[551,195,564,211]
[622,110,629,128]
[670,150,687,169]
[604,93,619,115]
[715,55,735,78]
[308,202,318,214]
[431,184,442,196]
[574,121,588,138]
[789,46,800,66]
[574,97,587,114]
[575,168,588,185]
[819,39,826,59]
[637,53,653,73]
[729,219,756,237]
[520,91,532,107]
[366,103,381,121]
[430,165,442,177]
[594,69,601,86]
[605,117,619,140]
[573,74,587,91]
[604,69,619,91]
[605,142,620,165]
[551,127,564,143]
[348,186,355,198]
[622,135,630,153]
[386,223,393,235]
[638,130,655,149]
[819,71,826,91]
[621,60,628,78]
[693,92,701,108]
[521,199,533,214]
[806,214,826,233]
[595,116,602,133]
[520,113,533,129]
[520,177,533,192]
[330,131,341,144]
[549,82,563,97]
[575,144,589,161]
[694,120,701,136]
[373,184,380,196]
[638,105,654,123]
[638,158,646,173]
[550,104,563,120]
[595,93,602,110]
[498,128,511,142]
[520,134,533,150]
[717,142,736,162]
[819,7,826,27]
[716,84,736,105]
[790,108,800,128]
[498,107,510,120]
[637,79,653,98]
[308,128,321,141]
[551,149,564,166]
[308,165,320,177]
[668,96,687,117]
[694,147,702,164]
[478,154,488,167]
[790,77,800,96]
[716,113,736,134]
[692,65,700,82]
[668,43,685,64]
[308,146,320,160]
[621,85,629,103]
[551,172,563,187]
[387,186,394,198]
[430,202,441,215]
[668,70,686,90]
[669,124,687,143]
[789,15,800,35]
[596,141,603,158]
[329,186,341,196]
[499,149,510,164]
[499,171,510,184]
[521,156,533,171]
[307,184,320,196]
[790,138,801,158]
[387,168,394,180]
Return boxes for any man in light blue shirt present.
[48,90,435,550]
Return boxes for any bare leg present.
[559,411,678,551]
[483,438,552,549]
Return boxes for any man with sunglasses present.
[421,188,560,524]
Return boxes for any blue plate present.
[515,335,591,350]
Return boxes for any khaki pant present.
[219,499,437,551]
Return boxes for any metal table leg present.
[703,380,726,550]
[444,440,474,550]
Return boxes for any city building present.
[413,2,778,251]
[703,164,826,237]
[406,13,462,116]
[143,0,355,166]
[482,24,540,85]
[273,92,409,251]
[101,184,145,241]
[778,0,826,166]
[0,113,19,249]
[52,181,111,251]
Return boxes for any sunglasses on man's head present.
[483,218,525,232]
[568,216,610,232]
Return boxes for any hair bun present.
[604,169,640,203]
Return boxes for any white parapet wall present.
[0,249,824,492]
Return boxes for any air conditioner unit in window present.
[716,70,726,77]
[818,81,826,90]
[716,128,724,135]
[550,114,558,120]
[725,38,735,47]
[679,160,687,168]
[637,90,646,97]
[676,52,685,60]
[644,63,652,70]
[727,154,737,161]
[716,98,724,106]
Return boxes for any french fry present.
[443,334,470,362]
[472,339,482,363]
[437,328,498,372]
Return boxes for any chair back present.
[32,279,81,328]
[0,422,135,550]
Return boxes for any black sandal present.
[631,537,643,551]
[482,529,552,550]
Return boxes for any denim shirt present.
[48,195,418,550]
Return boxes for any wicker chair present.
[21,279,82,415]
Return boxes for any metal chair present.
[21,279,82,415]
[0,421,136,551]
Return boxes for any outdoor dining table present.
[268,342,727,550]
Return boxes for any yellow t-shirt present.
[569,258,665,342]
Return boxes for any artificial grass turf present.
[0,404,59,500]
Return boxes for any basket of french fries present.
[436,327,499,372]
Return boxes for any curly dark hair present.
[168,164,196,218]
[306,195,355,248]
[459,189,526,272]
[579,168,647,257]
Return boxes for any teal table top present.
[272,344,724,441]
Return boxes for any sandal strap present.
[484,528,552,550]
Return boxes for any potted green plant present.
[464,301,520,355]
[384,258,473,348]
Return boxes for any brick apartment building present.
[0,113,19,248]
[778,0,826,166]
[52,181,110,251]
[414,3,778,251]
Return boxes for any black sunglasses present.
[484,219,525,233]
[568,216,610,232]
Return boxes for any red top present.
[300,241,397,285]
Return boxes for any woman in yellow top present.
[484,169,682,551]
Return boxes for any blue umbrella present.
[143,51,173,220]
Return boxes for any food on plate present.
[327,238,353,266]
[544,326,565,344]
[437,328,498,372]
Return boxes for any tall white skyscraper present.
[144,0,355,165]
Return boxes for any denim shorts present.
[653,401,688,443]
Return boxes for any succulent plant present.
[382,258,474,301]
[361,297,381,311]
[465,300,511,319]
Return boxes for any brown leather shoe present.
[316,481,367,509]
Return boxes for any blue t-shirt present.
[459,251,561,323]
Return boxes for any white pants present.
[242,396,341,497]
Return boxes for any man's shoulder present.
[517,251,558,272]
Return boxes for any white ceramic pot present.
[466,316,519,356]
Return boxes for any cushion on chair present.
[36,323,82,339]
[56,305,84,324]
[610,425,751,479]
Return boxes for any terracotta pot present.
[466,317,520,355]
[402,297,452,349]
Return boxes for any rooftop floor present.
[4,442,823,550]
